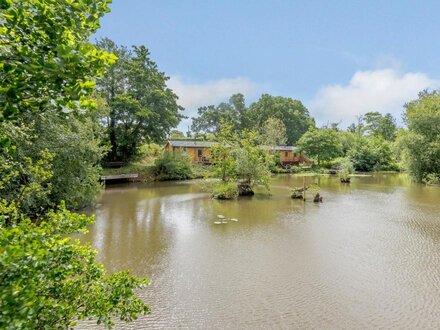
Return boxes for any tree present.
[210,122,237,183]
[96,38,183,161]
[0,203,149,329]
[208,123,272,198]
[235,131,272,195]
[347,136,394,171]
[0,1,150,327]
[191,93,247,135]
[297,128,342,165]
[247,94,315,145]
[260,117,287,146]
[0,113,106,216]
[0,0,115,120]
[169,129,186,139]
[396,90,440,183]
[151,151,193,180]
[363,111,397,141]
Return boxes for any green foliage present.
[151,151,193,180]
[191,93,247,135]
[209,124,272,197]
[248,94,315,144]
[96,38,183,161]
[348,136,395,172]
[0,122,54,217]
[212,181,239,200]
[395,90,440,183]
[0,203,149,329]
[297,128,342,165]
[235,131,272,193]
[260,117,287,146]
[363,112,397,141]
[338,158,355,181]
[0,113,106,216]
[169,129,186,139]
[210,122,238,183]
[0,0,115,120]
[347,112,397,142]
[0,1,151,327]
[35,114,105,210]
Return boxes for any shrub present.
[212,182,239,199]
[151,151,193,180]
[339,158,355,182]
[0,202,149,329]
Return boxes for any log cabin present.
[262,146,312,166]
[165,140,312,166]
[164,140,215,164]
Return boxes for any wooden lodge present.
[164,140,215,164]
[165,139,311,166]
[263,145,312,166]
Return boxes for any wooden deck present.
[100,173,139,184]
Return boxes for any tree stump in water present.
[291,187,305,199]
[313,193,323,203]
[340,177,351,183]
[238,182,254,196]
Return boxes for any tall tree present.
[363,111,397,141]
[260,117,287,146]
[96,38,183,161]
[247,94,315,145]
[297,128,342,165]
[191,93,247,135]
[396,90,440,183]
[0,1,150,327]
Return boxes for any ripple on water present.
[76,175,440,329]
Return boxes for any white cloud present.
[167,76,258,132]
[310,69,439,127]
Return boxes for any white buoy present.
[217,215,226,219]
[230,218,238,222]
[222,220,228,224]
[214,221,222,224]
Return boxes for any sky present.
[94,0,440,131]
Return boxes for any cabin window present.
[183,147,187,151]
[197,149,203,157]
[285,151,288,157]
[293,152,297,157]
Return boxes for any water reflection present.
[78,174,440,329]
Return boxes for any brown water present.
[79,174,440,329]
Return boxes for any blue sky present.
[95,0,440,130]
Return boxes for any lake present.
[79,173,440,329]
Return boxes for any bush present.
[339,158,355,182]
[151,151,193,180]
[212,182,239,199]
[0,202,149,329]
[422,173,440,185]
[348,137,393,172]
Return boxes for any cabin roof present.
[167,140,297,151]
[167,140,217,148]
[262,145,298,151]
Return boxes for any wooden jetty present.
[100,173,139,185]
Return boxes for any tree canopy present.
[247,94,314,145]
[297,128,342,165]
[191,93,247,135]
[396,90,440,183]
[260,117,287,147]
[96,38,183,161]
[0,0,115,120]
[0,1,150,328]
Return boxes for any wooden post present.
[302,176,306,201]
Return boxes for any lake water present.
[79,174,440,329]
